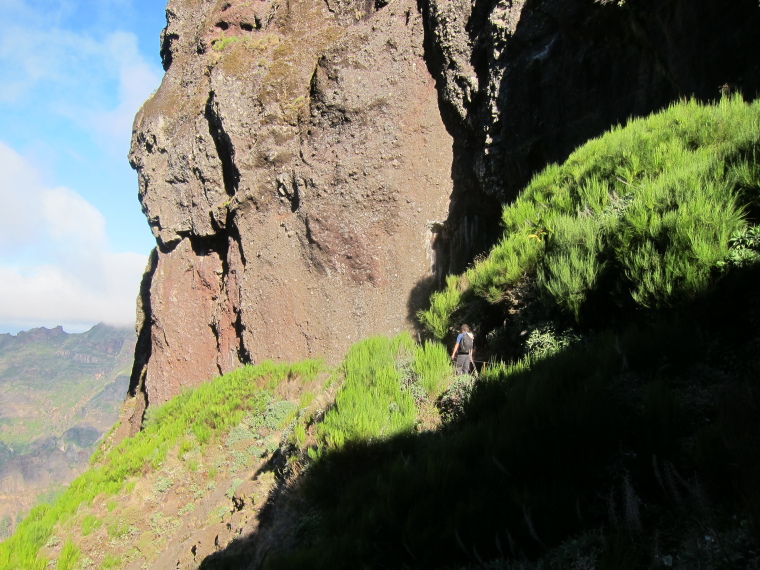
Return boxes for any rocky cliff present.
[128,0,760,419]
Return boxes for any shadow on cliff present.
[482,0,760,198]
[415,0,760,275]
[125,248,158,435]
[199,261,760,570]
[197,1,760,566]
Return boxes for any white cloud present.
[0,142,148,331]
[87,31,162,150]
[0,142,43,247]
[0,4,162,150]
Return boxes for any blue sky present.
[0,0,166,333]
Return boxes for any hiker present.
[451,324,475,375]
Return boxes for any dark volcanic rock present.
[421,0,760,271]
[128,0,760,416]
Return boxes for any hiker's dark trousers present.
[455,353,472,375]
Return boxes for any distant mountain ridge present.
[0,323,135,540]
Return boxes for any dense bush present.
[419,95,760,337]
[316,333,452,451]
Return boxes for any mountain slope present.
[0,324,135,540]
[4,97,760,569]
[127,0,760,417]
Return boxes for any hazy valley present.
[0,325,135,540]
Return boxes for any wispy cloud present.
[0,142,148,332]
[0,1,162,151]
[0,1,162,332]
[86,31,162,151]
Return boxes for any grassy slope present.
[4,97,760,569]
[0,340,453,569]
[0,360,325,569]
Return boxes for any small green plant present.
[80,514,101,537]
[106,519,129,540]
[226,479,243,499]
[718,225,760,268]
[178,438,194,456]
[212,32,239,51]
[154,477,173,494]
[293,422,307,446]
[56,540,80,570]
[299,391,315,408]
[524,325,580,358]
[231,451,250,471]
[178,503,195,516]
[209,505,229,523]
[101,553,121,569]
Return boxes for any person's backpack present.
[459,332,473,353]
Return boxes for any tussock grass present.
[412,340,451,398]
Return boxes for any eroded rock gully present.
[127,0,760,418]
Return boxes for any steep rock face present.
[420,0,760,270]
[129,0,760,414]
[129,0,453,410]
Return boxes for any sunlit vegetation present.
[0,360,322,570]
[315,333,452,452]
[5,97,760,570]
[419,95,760,336]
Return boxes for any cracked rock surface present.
[128,0,453,415]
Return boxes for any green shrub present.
[80,514,100,537]
[523,325,580,359]
[317,335,417,449]
[100,553,120,569]
[419,95,760,332]
[105,519,129,540]
[56,540,79,570]
[719,225,760,268]
[411,340,452,398]
[211,32,239,52]
[417,274,464,339]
